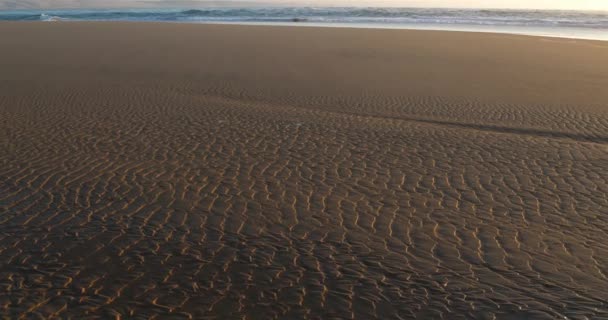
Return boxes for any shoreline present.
[7,19,608,41]
[195,21,608,41]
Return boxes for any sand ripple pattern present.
[2,83,608,319]
[1,23,608,319]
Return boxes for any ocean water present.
[1,7,607,40]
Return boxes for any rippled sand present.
[1,22,608,319]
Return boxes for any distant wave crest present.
[0,7,606,29]
[40,13,66,21]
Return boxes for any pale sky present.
[1,0,607,10]
[306,1,608,10]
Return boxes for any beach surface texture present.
[1,22,608,319]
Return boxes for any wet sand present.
[1,22,608,319]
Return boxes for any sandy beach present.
[1,22,608,319]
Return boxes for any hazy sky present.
[1,0,607,10]
[307,1,608,10]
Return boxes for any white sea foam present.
[1,8,606,40]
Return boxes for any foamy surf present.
[39,13,65,22]
[1,8,607,40]
[0,8,605,28]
